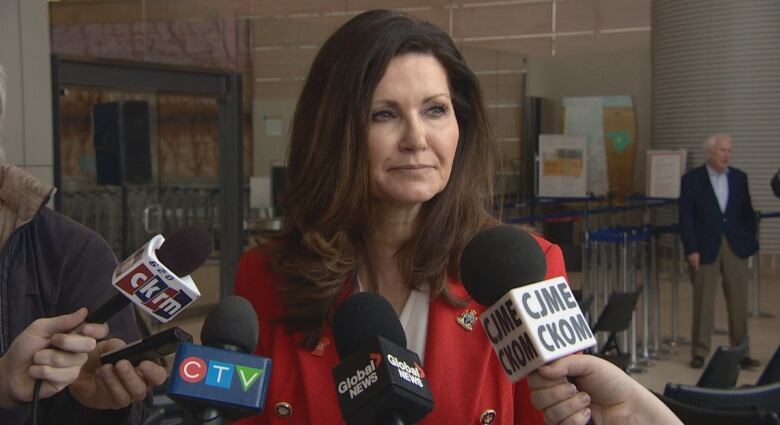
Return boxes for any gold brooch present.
[457,309,478,331]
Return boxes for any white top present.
[398,284,430,364]
[706,163,729,213]
[357,279,430,364]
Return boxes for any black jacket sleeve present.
[678,170,698,256]
[45,209,149,425]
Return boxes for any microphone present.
[100,326,193,365]
[167,296,271,424]
[460,225,596,382]
[331,292,434,425]
[86,226,212,324]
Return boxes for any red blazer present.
[232,235,567,425]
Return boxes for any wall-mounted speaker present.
[93,101,152,186]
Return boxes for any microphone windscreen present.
[460,225,547,306]
[201,296,259,353]
[332,292,406,359]
[156,226,213,277]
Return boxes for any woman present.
[234,10,564,424]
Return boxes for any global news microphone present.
[0,64,166,425]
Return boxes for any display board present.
[537,134,588,197]
[562,96,637,196]
[646,149,686,198]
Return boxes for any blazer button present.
[480,409,496,424]
[274,402,292,418]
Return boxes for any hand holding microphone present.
[461,226,680,425]
[0,308,107,407]
[528,354,682,425]
[68,337,168,410]
[62,226,212,411]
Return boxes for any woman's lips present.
[389,164,433,171]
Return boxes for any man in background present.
[771,168,780,198]
[0,64,165,424]
[679,133,760,369]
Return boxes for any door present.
[52,57,244,319]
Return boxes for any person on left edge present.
[0,64,166,425]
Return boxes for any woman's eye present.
[372,110,395,121]
[428,105,447,116]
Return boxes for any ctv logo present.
[178,356,264,392]
[114,263,193,320]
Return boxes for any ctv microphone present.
[460,225,596,383]
[86,226,211,324]
[332,292,434,425]
[167,296,271,423]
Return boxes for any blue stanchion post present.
[627,228,647,374]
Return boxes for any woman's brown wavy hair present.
[263,9,500,348]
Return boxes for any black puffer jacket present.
[0,206,148,424]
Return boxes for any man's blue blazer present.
[678,165,758,264]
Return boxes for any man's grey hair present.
[704,133,731,153]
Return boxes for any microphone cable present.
[31,379,42,425]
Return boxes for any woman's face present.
[367,53,459,210]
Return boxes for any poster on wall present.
[646,149,686,198]
[562,95,637,197]
[537,134,588,197]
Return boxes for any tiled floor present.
[588,271,780,393]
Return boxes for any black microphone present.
[167,296,271,424]
[460,225,548,307]
[85,226,212,324]
[331,292,434,425]
[100,326,193,365]
[460,225,595,381]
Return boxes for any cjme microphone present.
[86,226,211,324]
[332,292,434,425]
[460,225,596,383]
[167,296,271,423]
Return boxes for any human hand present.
[68,339,167,410]
[528,354,682,425]
[0,308,108,407]
[686,252,700,270]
